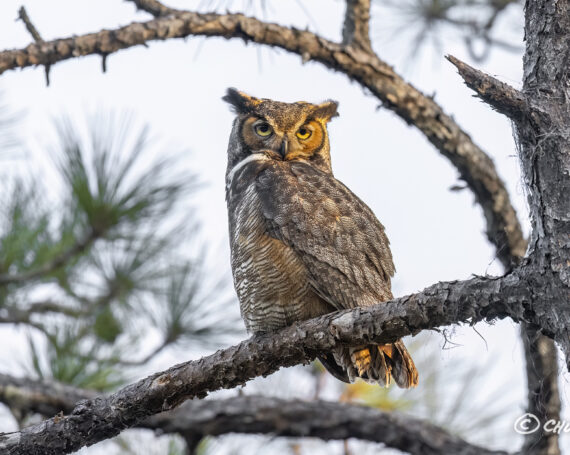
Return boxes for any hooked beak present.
[278,139,288,158]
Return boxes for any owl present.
[223,88,418,388]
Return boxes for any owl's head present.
[223,88,338,174]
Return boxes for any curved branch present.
[0,9,525,267]
[0,273,538,454]
[0,374,508,455]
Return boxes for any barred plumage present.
[224,88,418,388]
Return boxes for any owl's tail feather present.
[325,340,418,388]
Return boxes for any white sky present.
[0,0,568,453]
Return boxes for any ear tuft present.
[312,100,339,122]
[222,88,261,114]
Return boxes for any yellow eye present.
[255,123,272,137]
[296,126,311,140]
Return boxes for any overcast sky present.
[0,0,567,453]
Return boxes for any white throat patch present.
[227,153,271,191]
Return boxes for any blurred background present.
[0,0,567,453]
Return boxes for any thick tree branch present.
[0,274,535,454]
[0,374,508,455]
[0,9,526,267]
[342,0,372,51]
[446,55,527,121]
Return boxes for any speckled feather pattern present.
[224,89,418,388]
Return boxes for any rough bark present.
[450,2,569,453]
[519,3,570,452]
[0,374,509,455]
[342,0,372,51]
[446,55,527,121]
[0,273,541,454]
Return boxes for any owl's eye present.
[255,123,273,137]
[296,126,312,140]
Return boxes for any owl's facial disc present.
[241,116,285,158]
[239,109,330,166]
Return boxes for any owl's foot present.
[351,348,373,376]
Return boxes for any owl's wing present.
[256,162,394,311]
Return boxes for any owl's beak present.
[278,139,288,158]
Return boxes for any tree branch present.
[0,274,533,454]
[16,6,50,85]
[342,0,372,51]
[0,374,508,455]
[0,9,526,267]
[17,7,43,43]
[446,55,527,121]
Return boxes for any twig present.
[17,6,50,86]
[127,0,176,17]
[17,6,43,43]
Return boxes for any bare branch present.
[446,55,527,121]
[0,10,526,267]
[0,374,508,455]
[342,0,372,51]
[0,274,535,454]
[16,6,50,85]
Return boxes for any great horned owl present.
[223,88,418,388]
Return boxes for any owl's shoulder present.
[256,160,395,287]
